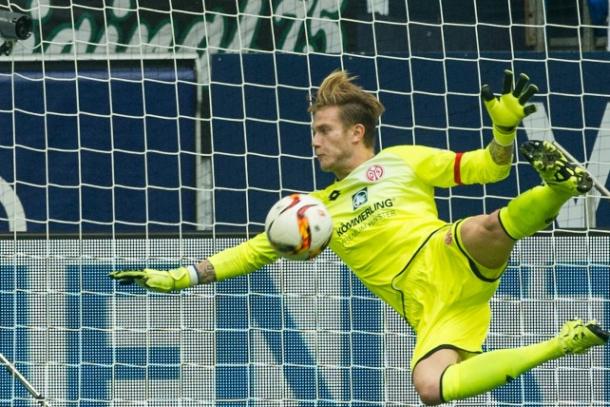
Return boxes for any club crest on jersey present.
[352,187,368,210]
[366,165,384,181]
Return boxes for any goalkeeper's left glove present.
[109,265,199,293]
[481,69,538,146]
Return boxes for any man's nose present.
[311,133,320,147]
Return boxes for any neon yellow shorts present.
[393,221,503,369]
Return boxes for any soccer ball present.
[264,194,333,260]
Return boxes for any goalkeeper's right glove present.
[481,69,538,146]
[108,265,199,293]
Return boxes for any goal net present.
[0,1,609,405]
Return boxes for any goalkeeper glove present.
[109,265,199,293]
[481,69,538,146]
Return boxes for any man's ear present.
[351,123,366,144]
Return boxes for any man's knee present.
[412,349,459,405]
[459,212,515,270]
[464,211,506,238]
[413,375,443,405]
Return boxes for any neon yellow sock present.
[441,339,563,402]
[499,184,572,240]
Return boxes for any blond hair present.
[309,70,385,148]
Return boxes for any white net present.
[0,1,609,405]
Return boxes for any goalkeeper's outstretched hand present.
[481,69,538,145]
[109,266,197,293]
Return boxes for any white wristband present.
[187,265,199,286]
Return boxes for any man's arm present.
[194,259,216,284]
[487,139,513,166]
[387,144,513,187]
[387,71,537,187]
[109,233,279,292]
[458,70,538,184]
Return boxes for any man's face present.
[312,106,355,176]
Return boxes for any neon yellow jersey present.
[209,144,510,317]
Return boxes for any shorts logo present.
[352,187,368,210]
[366,165,384,181]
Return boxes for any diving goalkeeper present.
[110,69,608,405]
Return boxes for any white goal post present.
[0,1,609,406]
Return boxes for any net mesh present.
[1,237,609,405]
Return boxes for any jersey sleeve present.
[385,145,511,187]
[208,232,279,281]
[458,146,511,185]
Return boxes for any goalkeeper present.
[110,69,608,405]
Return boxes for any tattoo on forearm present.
[195,260,216,284]
[488,140,513,165]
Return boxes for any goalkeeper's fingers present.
[482,70,538,117]
[510,70,539,109]
[480,71,513,102]
[108,270,147,285]
[502,69,514,95]
[523,102,537,116]
[519,84,538,105]
[480,70,517,105]
[480,84,495,103]
[512,71,528,96]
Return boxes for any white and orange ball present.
[264,194,333,260]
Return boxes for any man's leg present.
[499,140,592,239]
[440,320,608,403]
[460,140,593,275]
[412,322,608,405]
[458,210,514,273]
[433,141,606,404]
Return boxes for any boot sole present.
[519,140,593,194]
